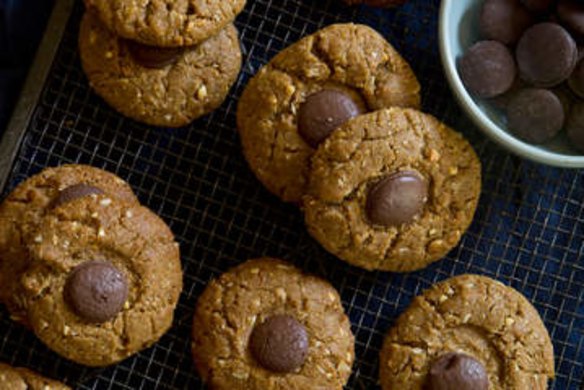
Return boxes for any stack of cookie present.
[237,23,482,272]
[0,165,182,367]
[79,0,246,127]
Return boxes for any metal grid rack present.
[0,0,582,388]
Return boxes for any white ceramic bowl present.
[439,0,584,168]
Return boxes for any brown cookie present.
[20,194,182,366]
[192,258,354,389]
[237,23,421,203]
[379,275,555,389]
[79,12,242,127]
[84,0,247,47]
[0,362,70,389]
[303,108,481,272]
[0,165,138,326]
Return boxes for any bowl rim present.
[438,0,584,168]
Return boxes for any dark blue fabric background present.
[0,0,54,131]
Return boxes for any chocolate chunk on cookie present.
[237,23,420,202]
[516,23,578,87]
[79,12,242,127]
[192,258,354,389]
[50,184,104,209]
[0,165,137,326]
[125,41,185,69]
[64,260,129,323]
[480,0,533,45]
[84,0,246,47]
[249,314,309,373]
[298,89,364,147]
[379,275,555,389]
[428,353,489,390]
[458,40,517,98]
[507,88,564,144]
[21,195,182,366]
[0,362,70,389]
[366,171,428,227]
[303,108,481,272]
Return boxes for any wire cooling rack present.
[0,0,582,388]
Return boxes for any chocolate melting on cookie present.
[428,352,489,390]
[298,89,364,148]
[126,41,184,69]
[50,184,104,209]
[249,314,309,373]
[64,260,129,323]
[366,170,428,227]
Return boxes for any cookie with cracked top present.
[379,274,555,389]
[0,362,70,389]
[84,0,247,47]
[303,108,481,272]
[192,258,355,389]
[237,23,420,203]
[0,164,138,327]
[20,194,182,366]
[79,12,242,127]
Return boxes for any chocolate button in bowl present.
[557,0,584,38]
[64,260,129,323]
[50,184,104,209]
[458,40,517,98]
[428,352,489,390]
[298,89,364,148]
[566,103,584,152]
[507,88,564,144]
[366,170,428,227]
[126,41,184,69]
[249,314,309,373]
[568,59,584,97]
[516,23,578,87]
[480,0,534,45]
[521,0,555,12]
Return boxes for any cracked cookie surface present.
[191,258,355,389]
[21,195,182,366]
[237,23,420,203]
[0,165,138,326]
[79,12,242,127]
[0,362,70,390]
[84,0,246,47]
[379,274,555,389]
[303,108,481,272]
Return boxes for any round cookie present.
[0,165,138,326]
[237,23,421,203]
[192,258,354,389]
[379,274,555,389]
[303,108,481,272]
[20,194,182,366]
[79,12,242,127]
[84,0,246,47]
[0,362,70,389]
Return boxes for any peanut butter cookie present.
[84,0,246,47]
[192,258,354,389]
[0,164,138,326]
[303,108,481,272]
[0,362,70,389]
[237,23,420,202]
[79,12,242,127]
[379,274,555,389]
[21,194,182,366]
